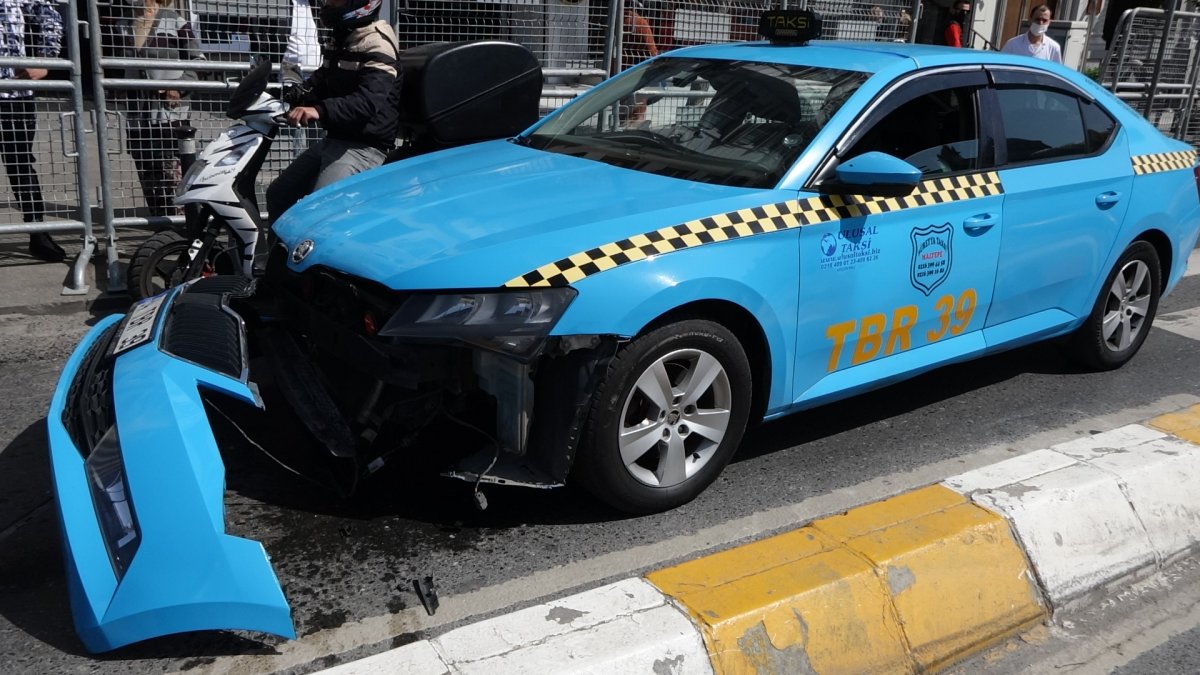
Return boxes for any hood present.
[272,140,773,289]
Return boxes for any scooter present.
[125,55,288,301]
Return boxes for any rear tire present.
[573,319,752,514]
[1068,240,1161,371]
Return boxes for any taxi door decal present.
[1130,150,1197,175]
[505,172,1003,288]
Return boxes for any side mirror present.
[823,151,921,195]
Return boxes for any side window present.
[842,87,980,177]
[1080,99,1118,153]
[995,87,1088,163]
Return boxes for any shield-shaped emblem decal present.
[910,223,953,296]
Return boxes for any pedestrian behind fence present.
[112,0,204,219]
[1001,4,1063,63]
[1,0,65,261]
[940,0,973,48]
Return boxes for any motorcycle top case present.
[397,40,543,147]
[46,279,293,652]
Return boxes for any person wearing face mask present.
[940,0,973,48]
[266,0,401,223]
[1001,5,1063,63]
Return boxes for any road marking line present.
[1186,249,1199,277]
[1155,306,1200,341]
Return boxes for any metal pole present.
[1145,1,1180,121]
[909,0,921,43]
[62,0,95,295]
[599,0,623,132]
[85,0,124,292]
[1178,15,1200,141]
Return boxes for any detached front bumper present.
[47,280,294,652]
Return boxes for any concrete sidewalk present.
[0,232,132,317]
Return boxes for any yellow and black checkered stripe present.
[505,172,1003,288]
[1131,150,1197,175]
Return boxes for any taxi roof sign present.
[758,10,823,45]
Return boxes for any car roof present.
[664,39,1081,77]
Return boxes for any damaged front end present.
[47,277,293,652]
[47,253,615,651]
[262,247,617,495]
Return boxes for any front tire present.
[574,319,752,514]
[125,227,243,301]
[1069,240,1161,370]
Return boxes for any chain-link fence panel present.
[90,1,324,230]
[0,87,83,228]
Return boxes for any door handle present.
[1095,191,1122,208]
[962,213,996,234]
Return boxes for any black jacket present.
[304,20,401,150]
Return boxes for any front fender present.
[553,232,800,412]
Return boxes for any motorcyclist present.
[265,0,400,223]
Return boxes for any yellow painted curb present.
[1149,404,1200,444]
[646,485,1047,674]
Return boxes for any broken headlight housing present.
[85,426,141,579]
[379,288,577,360]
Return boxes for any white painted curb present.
[317,578,711,675]
[944,424,1200,606]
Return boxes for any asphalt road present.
[2,269,1199,674]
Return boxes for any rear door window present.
[994,87,1089,164]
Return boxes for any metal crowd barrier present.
[0,0,94,294]
[1101,7,1200,144]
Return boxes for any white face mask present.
[1030,22,1049,36]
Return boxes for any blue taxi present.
[48,11,1200,650]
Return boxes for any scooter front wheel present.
[126,229,242,301]
[127,231,190,301]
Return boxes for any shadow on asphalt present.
[736,338,1087,462]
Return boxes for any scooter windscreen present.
[227,56,274,120]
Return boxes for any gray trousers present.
[266,137,386,223]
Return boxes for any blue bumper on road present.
[46,283,294,652]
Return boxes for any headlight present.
[176,158,208,196]
[215,143,253,167]
[379,288,577,359]
[85,426,141,579]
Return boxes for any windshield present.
[524,58,869,189]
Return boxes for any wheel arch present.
[636,299,773,425]
[1133,228,1173,287]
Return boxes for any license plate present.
[113,293,168,355]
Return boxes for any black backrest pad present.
[398,41,543,145]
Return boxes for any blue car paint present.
[274,140,765,289]
[48,297,293,652]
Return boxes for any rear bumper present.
[47,282,294,652]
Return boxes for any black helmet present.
[320,0,383,32]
